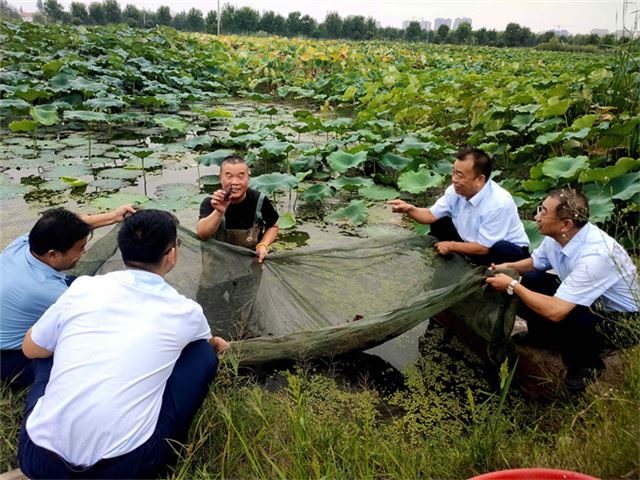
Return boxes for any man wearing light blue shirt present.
[389,148,529,265]
[487,189,639,391]
[0,205,134,388]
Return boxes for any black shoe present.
[565,363,605,392]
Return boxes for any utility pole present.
[217,0,221,35]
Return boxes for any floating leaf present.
[249,173,299,196]
[398,168,443,194]
[300,184,334,202]
[97,168,141,180]
[541,155,589,180]
[60,176,88,187]
[92,192,149,210]
[326,200,368,226]
[277,212,296,229]
[358,185,398,201]
[124,157,163,170]
[328,150,367,173]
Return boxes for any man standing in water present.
[487,189,638,391]
[197,155,279,263]
[388,148,529,265]
[19,209,230,478]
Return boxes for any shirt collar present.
[25,246,66,280]
[468,179,492,206]
[561,222,591,258]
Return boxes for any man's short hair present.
[29,208,92,255]
[118,210,178,266]
[549,188,589,228]
[221,154,247,170]
[456,148,491,180]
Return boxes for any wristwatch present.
[506,279,519,295]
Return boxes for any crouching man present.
[486,189,638,392]
[18,209,230,478]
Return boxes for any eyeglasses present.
[164,238,182,255]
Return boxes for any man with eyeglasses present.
[18,209,230,478]
[0,204,136,389]
[388,148,529,265]
[486,189,638,392]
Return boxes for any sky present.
[11,0,640,34]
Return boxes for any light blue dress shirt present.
[0,234,68,350]
[532,223,639,312]
[430,180,529,248]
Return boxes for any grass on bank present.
[1,324,638,479]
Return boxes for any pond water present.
[0,97,428,380]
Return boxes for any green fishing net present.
[73,225,518,366]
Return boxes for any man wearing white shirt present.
[388,148,529,265]
[487,189,639,391]
[18,209,230,478]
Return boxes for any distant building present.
[590,28,609,36]
[434,17,452,30]
[420,20,432,31]
[453,17,472,30]
[403,19,431,31]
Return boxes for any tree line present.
[0,0,625,49]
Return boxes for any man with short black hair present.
[197,154,279,263]
[388,148,529,265]
[0,205,135,388]
[487,189,639,391]
[18,209,229,478]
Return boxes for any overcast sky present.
[11,0,640,34]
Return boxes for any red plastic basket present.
[469,468,599,480]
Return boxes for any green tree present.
[364,17,377,39]
[436,24,449,43]
[36,0,44,12]
[259,10,285,35]
[454,22,472,44]
[122,4,141,27]
[342,15,367,40]
[286,11,302,36]
[156,5,171,25]
[220,3,237,34]
[205,9,217,33]
[405,21,422,42]
[172,11,187,30]
[299,14,317,37]
[322,11,342,38]
[503,22,535,47]
[88,1,104,24]
[235,6,259,33]
[103,0,121,24]
[186,7,205,32]
[44,0,66,22]
[70,1,88,24]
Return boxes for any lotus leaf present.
[184,136,213,149]
[14,86,50,102]
[537,98,571,119]
[44,164,92,178]
[578,157,638,183]
[378,153,411,171]
[398,168,443,194]
[542,155,589,180]
[90,178,127,190]
[92,192,149,210]
[563,128,591,140]
[60,176,89,187]
[249,173,299,196]
[124,157,163,170]
[32,106,59,126]
[326,200,368,226]
[413,222,431,236]
[64,110,108,123]
[0,98,30,111]
[261,141,294,157]
[9,119,39,133]
[536,131,564,145]
[290,156,320,173]
[300,184,334,202]
[328,150,367,173]
[155,183,200,199]
[277,212,296,230]
[571,114,598,130]
[199,175,220,187]
[328,176,374,191]
[523,220,544,250]
[97,168,141,180]
[358,185,398,201]
[584,184,616,223]
[521,179,552,192]
[511,114,535,130]
[152,115,188,134]
[83,98,127,110]
[0,182,30,200]
[198,149,236,166]
[397,138,439,156]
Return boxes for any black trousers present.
[519,269,631,369]
[430,217,530,266]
